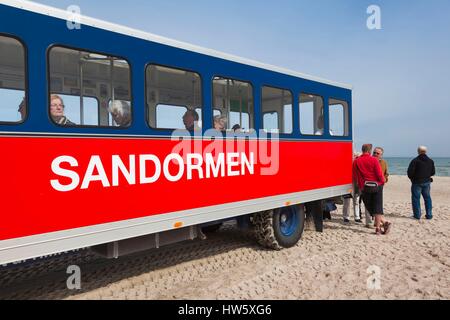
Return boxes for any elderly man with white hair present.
[407,146,436,220]
[108,100,131,127]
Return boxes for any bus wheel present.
[253,205,305,250]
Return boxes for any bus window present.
[299,93,324,136]
[263,112,278,133]
[284,104,293,134]
[213,77,254,132]
[48,46,131,127]
[0,36,26,123]
[156,104,187,129]
[59,94,99,126]
[262,86,293,134]
[329,98,349,136]
[146,65,202,131]
[229,111,250,130]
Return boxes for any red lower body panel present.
[0,137,352,241]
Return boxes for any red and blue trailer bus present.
[0,0,353,265]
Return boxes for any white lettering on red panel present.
[50,152,255,192]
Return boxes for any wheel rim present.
[279,207,299,237]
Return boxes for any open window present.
[0,35,26,123]
[212,77,254,132]
[146,65,202,131]
[48,46,131,127]
[262,86,293,134]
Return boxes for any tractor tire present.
[253,205,305,250]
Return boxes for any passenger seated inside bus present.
[314,115,324,135]
[50,94,75,126]
[232,124,241,132]
[18,97,26,121]
[314,115,336,136]
[214,115,227,131]
[182,109,200,132]
[108,100,131,127]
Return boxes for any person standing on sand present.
[373,147,389,183]
[361,147,389,227]
[353,144,392,235]
[407,146,436,220]
[343,151,363,224]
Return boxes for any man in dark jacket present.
[407,146,436,220]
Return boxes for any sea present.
[384,157,450,177]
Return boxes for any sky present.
[30,0,450,157]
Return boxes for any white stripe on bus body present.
[1,0,352,90]
[0,184,351,265]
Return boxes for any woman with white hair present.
[108,100,131,127]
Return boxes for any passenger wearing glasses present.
[50,94,75,126]
[373,147,389,183]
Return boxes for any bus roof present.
[3,0,353,90]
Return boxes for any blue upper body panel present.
[0,4,352,140]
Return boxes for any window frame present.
[261,85,294,135]
[57,93,101,127]
[298,92,325,137]
[328,97,350,137]
[211,75,255,133]
[0,33,28,125]
[46,44,133,129]
[155,103,189,130]
[262,111,280,133]
[145,63,203,132]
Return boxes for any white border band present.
[0,184,351,264]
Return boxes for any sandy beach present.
[1,0,449,304]
[57,175,449,300]
[1,175,442,300]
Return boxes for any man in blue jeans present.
[407,146,436,220]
